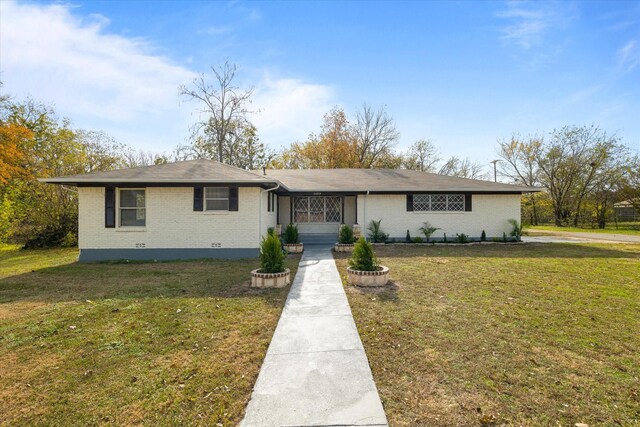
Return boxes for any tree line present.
[1,61,638,246]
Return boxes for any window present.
[119,189,145,227]
[267,192,276,213]
[293,196,342,223]
[205,187,229,211]
[413,194,465,212]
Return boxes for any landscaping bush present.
[508,219,523,241]
[349,237,377,271]
[412,236,424,243]
[267,226,276,236]
[338,224,355,244]
[481,230,486,242]
[367,219,388,243]
[503,232,507,242]
[443,233,448,243]
[405,230,411,243]
[456,233,470,243]
[283,223,300,244]
[419,221,440,243]
[260,232,285,273]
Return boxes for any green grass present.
[335,243,640,426]
[0,245,300,426]
[526,224,640,236]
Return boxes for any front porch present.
[277,195,359,238]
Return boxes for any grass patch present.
[0,245,300,425]
[526,224,640,236]
[335,243,640,426]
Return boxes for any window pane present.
[120,208,145,226]
[414,194,430,211]
[120,190,145,208]
[325,197,341,222]
[431,194,447,211]
[294,197,309,223]
[447,194,465,211]
[206,199,229,211]
[205,187,229,198]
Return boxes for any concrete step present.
[298,233,336,245]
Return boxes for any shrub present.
[412,236,424,243]
[267,226,276,236]
[367,219,388,243]
[419,221,440,243]
[283,223,299,244]
[338,224,355,244]
[348,237,377,271]
[503,232,507,242]
[260,232,285,273]
[480,230,486,242]
[443,233,448,243]
[456,233,470,243]
[405,229,411,243]
[508,219,523,241]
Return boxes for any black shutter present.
[229,187,239,211]
[465,193,472,211]
[406,194,414,211]
[105,187,115,228]
[193,186,203,211]
[267,192,272,212]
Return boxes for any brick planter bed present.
[334,243,355,252]
[250,268,291,288]
[347,265,390,287]
[283,243,304,254]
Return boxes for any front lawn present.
[335,243,640,426]
[0,245,300,426]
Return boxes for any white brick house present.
[42,159,537,262]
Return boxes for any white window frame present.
[413,194,465,212]
[117,188,146,228]
[204,187,230,211]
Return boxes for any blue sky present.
[1,0,639,168]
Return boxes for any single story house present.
[42,159,538,262]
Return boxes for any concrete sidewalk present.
[241,245,388,427]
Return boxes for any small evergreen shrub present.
[338,224,355,244]
[456,233,470,243]
[480,230,486,242]
[405,229,411,243]
[492,236,502,242]
[508,219,523,241]
[443,233,448,243]
[267,226,276,236]
[367,219,388,243]
[260,232,285,273]
[419,221,440,243]
[503,232,507,242]
[412,236,424,243]
[349,237,377,271]
[283,223,300,244]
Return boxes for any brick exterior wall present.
[78,186,264,250]
[357,193,521,239]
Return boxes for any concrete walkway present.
[241,245,388,427]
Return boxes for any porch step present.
[298,233,336,245]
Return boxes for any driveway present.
[524,229,640,244]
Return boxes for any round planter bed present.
[283,243,304,253]
[334,243,355,252]
[250,268,291,288]
[347,265,390,287]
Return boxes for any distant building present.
[614,200,639,222]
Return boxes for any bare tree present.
[179,61,255,165]
[497,134,543,224]
[403,139,440,172]
[351,104,400,168]
[438,156,487,180]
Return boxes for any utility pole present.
[490,159,500,182]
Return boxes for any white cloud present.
[617,40,639,72]
[0,1,196,150]
[251,76,336,149]
[497,1,574,49]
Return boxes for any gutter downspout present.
[363,190,370,242]
[259,182,281,247]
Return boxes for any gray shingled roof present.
[41,159,539,193]
[41,159,273,185]
[264,168,538,193]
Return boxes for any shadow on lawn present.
[0,256,300,305]
[365,243,640,260]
